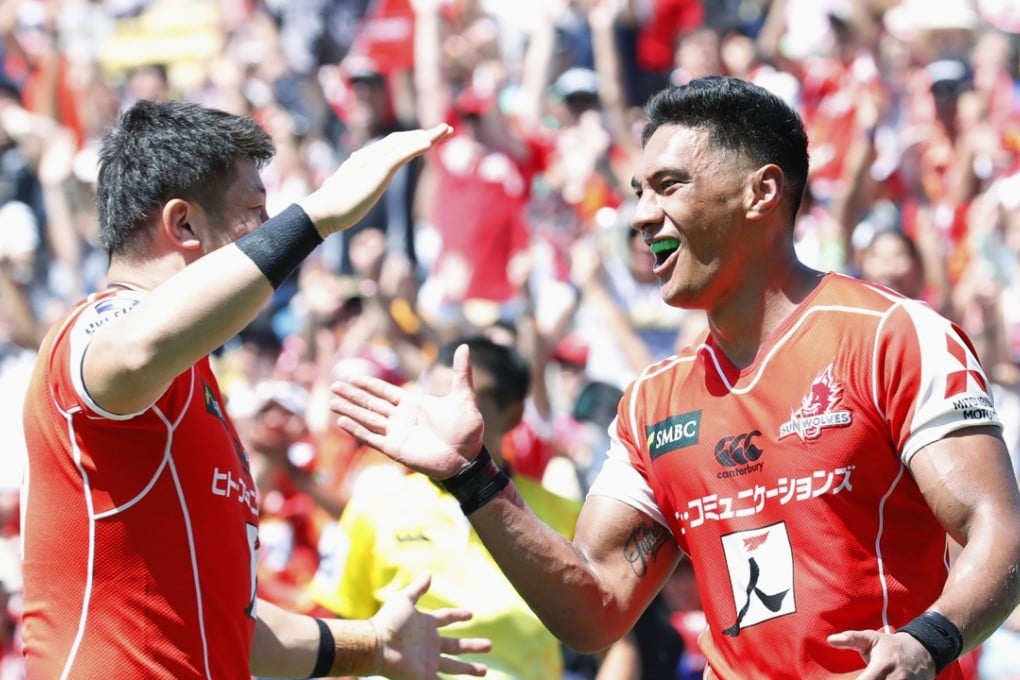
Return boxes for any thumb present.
[451,344,475,393]
[401,572,432,605]
[828,629,878,653]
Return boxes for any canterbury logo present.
[715,431,763,467]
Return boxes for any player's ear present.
[746,164,784,220]
[160,199,201,252]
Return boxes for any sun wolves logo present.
[778,365,852,441]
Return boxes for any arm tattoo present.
[623,521,671,577]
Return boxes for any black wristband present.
[897,611,963,674]
[236,203,323,289]
[309,618,336,678]
[439,446,510,515]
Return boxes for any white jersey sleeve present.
[585,416,672,531]
[884,299,1001,465]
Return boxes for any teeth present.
[649,238,680,255]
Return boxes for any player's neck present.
[708,263,824,369]
[106,253,187,293]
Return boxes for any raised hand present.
[300,124,453,239]
[330,344,485,479]
[373,573,491,678]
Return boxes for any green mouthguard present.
[649,238,680,255]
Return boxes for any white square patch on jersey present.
[720,522,796,634]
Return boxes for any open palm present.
[330,345,485,478]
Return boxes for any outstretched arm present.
[251,574,490,678]
[330,344,681,652]
[83,125,451,416]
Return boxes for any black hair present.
[642,76,810,217]
[437,336,530,411]
[572,381,624,428]
[96,99,275,257]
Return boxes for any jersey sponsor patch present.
[778,364,852,441]
[646,410,702,459]
[69,294,141,348]
[720,522,796,635]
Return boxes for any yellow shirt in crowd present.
[310,470,581,679]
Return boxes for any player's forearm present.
[468,484,634,652]
[251,599,380,678]
[928,516,1020,654]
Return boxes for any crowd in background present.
[1,0,1019,677]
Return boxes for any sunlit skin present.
[105,158,270,290]
[630,124,766,310]
[629,124,821,368]
[423,364,509,462]
[189,159,271,255]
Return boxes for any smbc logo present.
[714,431,763,467]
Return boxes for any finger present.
[331,380,398,415]
[343,374,404,405]
[421,123,454,145]
[329,400,389,434]
[430,607,474,627]
[827,630,874,653]
[451,344,474,393]
[441,636,492,655]
[335,416,386,451]
[328,392,390,435]
[438,656,488,677]
[399,572,432,604]
[380,124,453,163]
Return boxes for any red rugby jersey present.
[21,287,259,679]
[590,273,1000,679]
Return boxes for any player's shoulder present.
[815,272,913,312]
[819,274,960,338]
[61,287,144,349]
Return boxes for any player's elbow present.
[553,608,638,654]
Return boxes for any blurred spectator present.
[544,378,623,501]
[615,0,705,106]
[234,380,334,615]
[319,54,422,280]
[856,223,928,300]
[411,0,550,336]
[569,220,688,389]
[663,560,707,680]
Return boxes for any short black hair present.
[572,381,624,428]
[96,99,275,257]
[642,76,810,217]
[437,336,530,411]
